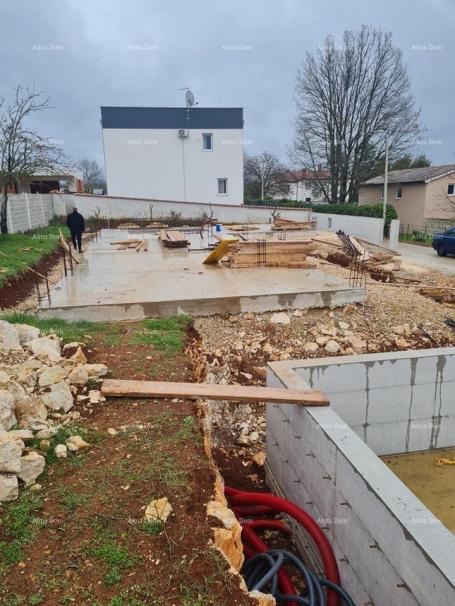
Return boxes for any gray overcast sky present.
[1,0,454,169]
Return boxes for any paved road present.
[397,242,455,276]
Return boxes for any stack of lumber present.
[146,222,168,229]
[117,222,141,230]
[226,225,260,232]
[272,217,317,231]
[225,239,317,268]
[159,230,189,248]
[417,286,455,303]
[110,239,149,252]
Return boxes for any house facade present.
[359,164,455,231]
[276,168,329,203]
[101,106,244,204]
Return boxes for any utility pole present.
[260,159,265,200]
[383,132,389,221]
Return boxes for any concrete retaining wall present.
[54,193,386,244]
[296,349,455,455]
[6,193,54,233]
[266,352,455,606]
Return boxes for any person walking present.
[66,207,85,253]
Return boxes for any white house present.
[277,168,330,203]
[101,106,244,204]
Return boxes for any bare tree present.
[244,151,289,199]
[291,26,421,203]
[76,158,105,193]
[0,86,67,233]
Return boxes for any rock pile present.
[0,320,107,503]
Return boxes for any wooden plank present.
[203,237,238,264]
[102,379,329,406]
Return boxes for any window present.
[202,133,213,151]
[217,178,228,195]
[395,185,402,199]
[448,184,455,196]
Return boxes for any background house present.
[277,168,329,203]
[359,164,455,231]
[7,171,84,194]
[101,106,244,204]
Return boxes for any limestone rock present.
[54,444,67,458]
[292,309,303,317]
[324,340,341,354]
[316,336,330,346]
[262,343,275,355]
[62,341,80,354]
[70,347,87,365]
[15,324,40,344]
[41,381,73,412]
[66,435,90,452]
[35,427,58,439]
[145,497,172,523]
[319,324,337,337]
[38,366,67,387]
[67,366,89,386]
[0,370,10,385]
[348,336,367,353]
[252,451,266,466]
[304,342,319,354]
[89,389,105,404]
[26,337,61,362]
[83,363,108,378]
[395,337,410,350]
[249,591,276,606]
[0,440,22,472]
[39,439,51,451]
[0,473,19,502]
[3,429,34,441]
[0,321,20,351]
[17,451,45,486]
[269,312,290,325]
[0,390,16,430]
[338,321,350,330]
[7,381,26,402]
[15,396,48,428]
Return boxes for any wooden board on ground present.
[102,379,329,406]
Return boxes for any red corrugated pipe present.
[226,486,340,606]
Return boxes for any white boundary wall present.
[6,193,54,233]
[266,352,455,606]
[54,193,386,244]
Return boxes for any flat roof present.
[100,106,243,129]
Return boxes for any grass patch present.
[57,487,89,513]
[0,225,69,287]
[138,520,163,536]
[130,316,192,354]
[91,539,138,587]
[0,491,43,572]
[0,312,102,344]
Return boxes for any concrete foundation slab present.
[38,229,365,321]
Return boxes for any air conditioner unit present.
[178,129,189,138]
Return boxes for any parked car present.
[432,227,455,257]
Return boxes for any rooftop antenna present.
[178,87,198,108]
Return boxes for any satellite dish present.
[185,89,195,107]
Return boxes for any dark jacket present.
[66,211,85,233]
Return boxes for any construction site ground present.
[2,226,455,605]
[0,317,257,606]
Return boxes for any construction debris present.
[159,230,189,248]
[272,217,317,231]
[109,239,149,252]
